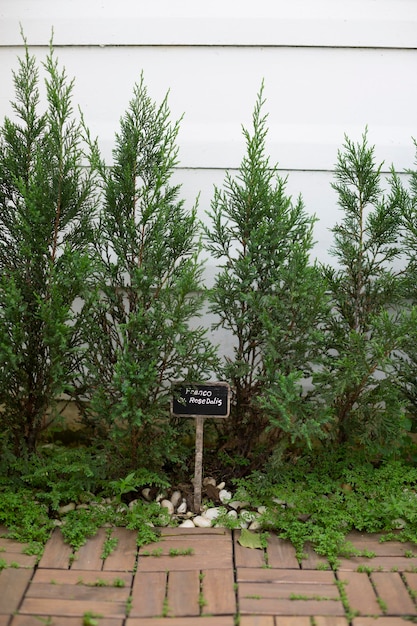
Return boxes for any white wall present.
[1,0,416,278]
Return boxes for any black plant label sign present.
[171,382,231,418]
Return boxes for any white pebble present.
[205,507,221,520]
[178,519,195,527]
[193,515,212,528]
[58,503,76,515]
[219,489,232,504]
[217,481,226,490]
[229,500,249,510]
[177,499,187,514]
[393,518,407,529]
[240,509,257,523]
[160,499,174,515]
[142,488,152,501]
[249,519,263,531]
[170,490,182,508]
[257,506,267,514]
[227,510,238,519]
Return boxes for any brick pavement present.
[1,526,417,625]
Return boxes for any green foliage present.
[204,82,329,467]
[317,129,408,453]
[0,445,109,510]
[0,38,97,455]
[76,72,218,472]
[391,143,417,428]
[0,488,53,548]
[109,469,169,503]
[126,500,166,546]
[236,451,417,566]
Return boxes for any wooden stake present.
[193,415,205,513]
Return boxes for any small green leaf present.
[238,528,264,550]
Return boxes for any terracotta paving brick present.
[12,617,123,626]
[346,532,417,557]
[19,597,127,618]
[338,555,417,571]
[240,617,277,626]
[266,534,299,569]
[314,618,350,626]
[70,527,107,571]
[338,570,382,616]
[370,571,417,615]
[130,571,167,618]
[38,528,73,569]
[166,569,200,616]
[0,568,33,614]
[236,567,336,584]
[0,535,38,568]
[0,537,32,553]
[238,567,344,616]
[239,596,345,616]
[202,567,236,614]
[137,532,233,571]
[300,541,329,569]
[32,568,132,586]
[234,531,267,568]
[403,571,417,594]
[352,619,412,626]
[125,615,235,626]
[103,526,137,572]
[25,581,130,602]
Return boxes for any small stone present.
[155,493,166,503]
[177,499,187,514]
[129,499,139,510]
[257,505,267,514]
[393,518,407,529]
[229,500,249,511]
[160,499,174,515]
[219,489,232,504]
[203,477,216,487]
[205,483,220,503]
[249,519,263,531]
[142,488,152,501]
[76,503,89,510]
[227,509,238,519]
[205,507,221,520]
[170,490,182,509]
[217,481,226,490]
[52,519,63,527]
[179,519,195,528]
[193,515,212,528]
[58,502,76,515]
[240,509,257,523]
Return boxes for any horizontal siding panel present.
[1,46,415,172]
[1,0,417,48]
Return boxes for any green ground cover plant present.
[235,449,417,567]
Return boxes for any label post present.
[171,382,231,512]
